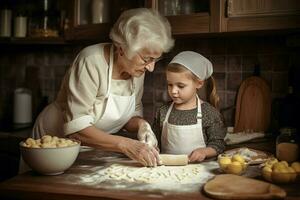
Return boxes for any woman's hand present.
[137,121,158,148]
[119,138,160,167]
[188,148,207,163]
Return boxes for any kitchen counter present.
[0,128,32,181]
[0,144,299,200]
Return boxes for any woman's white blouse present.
[55,43,144,135]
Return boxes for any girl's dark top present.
[152,101,226,154]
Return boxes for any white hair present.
[109,8,174,58]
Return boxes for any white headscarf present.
[169,51,213,80]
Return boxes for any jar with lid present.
[29,0,60,37]
[276,127,299,162]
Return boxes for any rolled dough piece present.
[159,154,188,166]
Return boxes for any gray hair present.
[109,8,174,58]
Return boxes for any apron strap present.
[106,45,135,97]
[105,45,114,98]
[196,95,202,124]
[164,95,202,124]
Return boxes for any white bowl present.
[20,140,80,175]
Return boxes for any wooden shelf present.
[0,37,67,45]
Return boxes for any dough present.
[159,154,188,166]
[96,163,212,184]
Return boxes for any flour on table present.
[76,160,218,192]
[97,163,210,184]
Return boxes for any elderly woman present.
[32,8,174,167]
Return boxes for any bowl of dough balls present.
[218,153,249,175]
[20,135,80,175]
[261,158,300,184]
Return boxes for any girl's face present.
[166,71,203,107]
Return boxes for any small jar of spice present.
[276,127,299,163]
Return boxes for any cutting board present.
[204,174,286,199]
[234,76,271,133]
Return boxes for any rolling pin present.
[159,154,188,166]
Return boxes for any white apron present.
[94,45,136,133]
[32,45,135,137]
[161,96,206,155]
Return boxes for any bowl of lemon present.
[218,153,249,175]
[261,158,300,184]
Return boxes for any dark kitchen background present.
[1,35,299,130]
[0,0,300,181]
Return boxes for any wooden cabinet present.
[64,0,214,40]
[64,0,300,41]
[2,0,299,44]
[220,0,300,32]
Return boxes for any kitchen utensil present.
[204,174,286,199]
[159,154,188,166]
[13,88,32,124]
[234,65,271,133]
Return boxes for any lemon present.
[287,167,297,182]
[272,162,286,170]
[291,162,300,173]
[279,161,289,167]
[218,157,232,169]
[226,161,243,175]
[262,166,272,182]
[232,154,245,164]
[266,158,278,167]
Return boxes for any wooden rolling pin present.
[159,154,188,166]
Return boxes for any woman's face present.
[121,48,162,77]
[166,70,203,106]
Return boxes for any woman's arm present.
[69,126,160,166]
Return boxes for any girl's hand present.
[119,138,160,167]
[188,148,207,162]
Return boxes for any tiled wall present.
[0,35,299,127]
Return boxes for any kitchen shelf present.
[0,37,67,45]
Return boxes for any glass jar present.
[29,0,60,37]
[276,127,299,162]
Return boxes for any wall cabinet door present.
[221,0,300,32]
[64,0,300,41]
[64,0,215,40]
[64,0,145,41]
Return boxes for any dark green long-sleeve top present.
[152,101,226,154]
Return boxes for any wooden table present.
[0,145,299,200]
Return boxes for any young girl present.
[153,51,226,162]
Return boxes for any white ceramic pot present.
[13,88,32,124]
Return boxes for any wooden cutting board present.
[234,76,271,133]
[203,174,286,199]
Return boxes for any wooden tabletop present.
[0,145,299,200]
